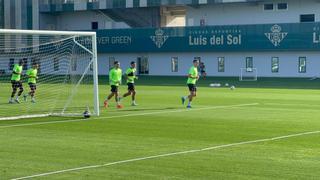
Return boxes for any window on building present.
[246,57,253,72]
[171,57,178,72]
[300,14,315,22]
[194,57,201,62]
[277,3,288,10]
[299,57,306,73]
[8,58,14,70]
[194,57,202,72]
[188,18,194,26]
[91,22,98,30]
[218,57,225,72]
[271,57,279,73]
[31,58,41,74]
[200,19,206,26]
[54,58,59,71]
[137,56,149,75]
[109,57,115,70]
[23,58,28,70]
[71,59,77,71]
[63,0,73,3]
[264,4,274,11]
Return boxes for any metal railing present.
[39,0,264,12]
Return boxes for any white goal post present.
[239,68,258,81]
[0,29,99,120]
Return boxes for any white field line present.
[0,103,258,129]
[12,130,320,180]
[0,114,50,121]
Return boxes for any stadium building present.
[1,0,320,78]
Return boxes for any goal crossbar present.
[0,29,96,36]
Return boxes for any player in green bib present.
[181,60,200,108]
[9,60,24,104]
[122,61,138,106]
[104,61,123,109]
[23,63,39,103]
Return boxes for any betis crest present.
[265,24,288,47]
[150,29,169,48]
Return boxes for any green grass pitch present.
[1,76,320,179]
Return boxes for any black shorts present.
[111,85,118,93]
[28,83,37,90]
[127,83,135,91]
[187,84,197,92]
[11,80,23,89]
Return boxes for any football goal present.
[0,29,99,120]
[239,68,258,81]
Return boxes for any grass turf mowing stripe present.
[263,103,320,107]
[12,130,320,180]
[0,103,258,129]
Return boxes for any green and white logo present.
[265,24,288,47]
[150,29,169,48]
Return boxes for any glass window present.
[31,58,41,74]
[171,57,178,72]
[264,4,274,11]
[91,22,98,30]
[137,56,149,75]
[271,57,279,73]
[0,1,4,28]
[8,58,14,70]
[299,57,306,73]
[194,57,201,72]
[218,57,225,72]
[71,59,77,71]
[194,57,201,62]
[63,0,74,4]
[300,14,315,22]
[277,3,288,10]
[200,19,206,26]
[246,57,253,72]
[54,58,59,71]
[109,57,115,70]
[23,58,28,70]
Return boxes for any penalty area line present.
[0,103,258,129]
[11,129,320,180]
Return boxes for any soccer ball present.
[83,110,91,119]
[225,83,229,87]
[230,86,235,90]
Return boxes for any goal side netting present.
[0,29,99,120]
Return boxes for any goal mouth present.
[239,68,258,81]
[0,29,99,120]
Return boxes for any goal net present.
[0,29,99,120]
[239,68,258,81]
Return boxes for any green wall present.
[94,22,320,53]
